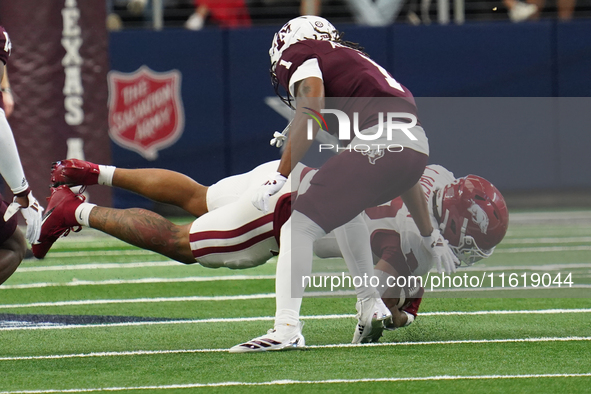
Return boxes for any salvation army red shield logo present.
[108,66,184,160]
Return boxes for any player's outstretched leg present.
[33,185,194,263]
[51,159,209,217]
[31,186,85,259]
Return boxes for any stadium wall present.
[109,20,591,209]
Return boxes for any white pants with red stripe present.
[189,160,288,269]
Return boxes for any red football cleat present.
[50,159,100,188]
[32,186,85,259]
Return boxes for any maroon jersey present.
[275,40,418,133]
[0,26,11,65]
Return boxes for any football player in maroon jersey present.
[238,15,457,351]
[0,26,44,285]
[315,164,509,342]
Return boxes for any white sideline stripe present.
[0,291,357,310]
[0,293,277,309]
[1,373,590,393]
[41,250,157,258]
[496,245,591,253]
[1,283,589,311]
[15,244,591,274]
[429,284,591,293]
[1,275,276,289]
[1,309,589,332]
[1,336,590,362]
[503,236,591,244]
[19,244,591,274]
[37,245,591,261]
[16,261,178,272]
[1,287,589,310]
[463,262,591,272]
[5,264,590,290]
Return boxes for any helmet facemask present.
[448,218,494,266]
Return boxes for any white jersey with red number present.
[363,165,455,276]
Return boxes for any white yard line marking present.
[509,210,591,222]
[463,262,591,272]
[1,309,589,332]
[1,285,589,310]
[429,284,591,293]
[16,261,178,272]
[0,336,590,361]
[0,294,277,309]
[6,262,590,290]
[1,372,590,393]
[495,246,591,253]
[37,245,591,260]
[0,291,357,310]
[502,237,591,244]
[40,250,156,258]
[1,275,276,289]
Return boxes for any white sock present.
[75,202,97,227]
[274,211,326,328]
[335,214,380,300]
[97,165,116,186]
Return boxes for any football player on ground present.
[313,164,509,342]
[242,15,455,351]
[0,26,44,285]
[33,159,293,270]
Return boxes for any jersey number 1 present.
[360,54,404,93]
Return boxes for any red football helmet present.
[435,175,509,265]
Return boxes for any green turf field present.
[0,210,590,393]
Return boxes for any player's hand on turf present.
[252,172,287,213]
[422,228,459,274]
[4,190,44,244]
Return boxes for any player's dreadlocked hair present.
[332,30,370,58]
[271,29,370,109]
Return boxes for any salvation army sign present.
[108,66,184,160]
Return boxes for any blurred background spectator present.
[106,0,589,29]
[504,0,538,22]
[344,0,406,26]
[185,0,252,30]
[301,0,322,15]
[527,0,576,20]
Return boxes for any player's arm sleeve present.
[0,113,29,194]
[288,58,323,97]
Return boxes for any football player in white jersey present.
[34,159,297,271]
[0,26,44,285]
